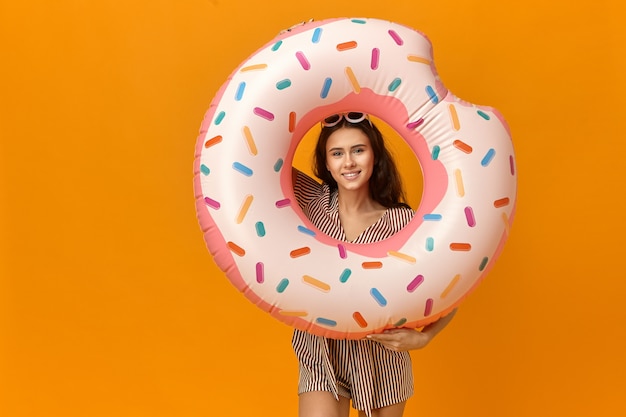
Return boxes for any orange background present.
[2,1,625,416]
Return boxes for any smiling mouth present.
[342,171,361,179]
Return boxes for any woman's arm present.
[366,308,457,351]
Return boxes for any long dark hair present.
[312,118,410,209]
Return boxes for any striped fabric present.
[292,171,415,416]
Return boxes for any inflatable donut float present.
[193,17,517,339]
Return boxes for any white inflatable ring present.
[194,17,517,339]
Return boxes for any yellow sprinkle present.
[303,275,331,292]
[345,67,361,94]
[441,274,461,298]
[240,64,268,72]
[407,55,431,65]
[236,195,253,224]
[279,310,308,317]
[502,212,510,235]
[454,169,465,197]
[387,250,416,263]
[242,126,258,156]
[449,104,460,131]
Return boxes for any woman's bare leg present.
[358,401,406,417]
[299,391,351,417]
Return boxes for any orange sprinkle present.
[449,104,460,131]
[407,55,431,65]
[352,312,368,328]
[303,275,331,292]
[236,195,253,224]
[441,274,461,298]
[494,197,510,208]
[454,169,465,197]
[345,67,361,94]
[453,140,473,153]
[336,41,357,51]
[288,111,296,133]
[242,126,257,156]
[387,251,416,263]
[450,243,471,251]
[502,212,511,235]
[290,247,311,258]
[227,241,245,257]
[279,310,308,317]
[240,63,268,72]
[362,261,383,269]
[204,135,222,148]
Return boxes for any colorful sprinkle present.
[290,247,311,258]
[289,111,296,132]
[454,169,465,197]
[424,298,434,316]
[477,110,490,120]
[241,63,267,72]
[362,261,383,269]
[232,162,253,176]
[387,251,416,263]
[425,237,434,251]
[481,148,496,166]
[339,268,351,283]
[227,241,245,257]
[388,78,402,92]
[345,66,361,93]
[242,126,257,155]
[338,244,347,259]
[370,288,387,306]
[353,312,368,328]
[271,40,282,51]
[214,111,225,125]
[394,318,408,327]
[337,41,357,51]
[453,140,473,153]
[449,104,460,131]
[204,197,220,210]
[316,317,337,327]
[296,51,311,70]
[312,27,322,43]
[407,55,431,65]
[200,164,210,175]
[235,82,246,101]
[320,77,332,98]
[236,194,253,224]
[274,158,284,172]
[255,221,266,237]
[278,310,308,317]
[423,214,442,221]
[351,19,367,24]
[510,155,516,175]
[407,275,424,293]
[275,198,290,208]
[441,274,460,298]
[254,107,275,121]
[450,243,472,251]
[388,29,403,45]
[276,278,289,293]
[371,48,380,70]
[407,118,424,129]
[502,212,511,235]
[204,135,222,148]
[494,197,510,208]
[479,257,489,271]
[255,262,264,283]
[303,275,331,292]
[276,79,292,90]
[426,85,438,104]
[297,225,316,237]
[431,145,440,160]
[464,206,476,227]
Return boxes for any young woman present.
[292,113,457,417]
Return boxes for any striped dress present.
[292,171,415,415]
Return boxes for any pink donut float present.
[193,17,517,339]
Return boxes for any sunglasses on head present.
[321,112,372,128]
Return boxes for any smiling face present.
[325,127,375,195]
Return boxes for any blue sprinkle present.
[320,77,332,99]
[351,19,367,24]
[297,225,316,237]
[200,164,210,175]
[481,148,496,167]
[214,111,225,125]
[255,221,266,237]
[388,78,402,92]
[271,40,283,51]
[426,237,434,251]
[423,214,442,221]
[274,158,284,172]
[339,268,352,283]
[431,145,440,160]
[232,162,253,176]
[235,82,246,101]
[477,110,491,120]
[312,28,322,43]
[276,79,291,90]
[479,257,489,271]
[370,288,387,307]
[425,85,439,104]
[276,278,289,293]
[316,317,337,327]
